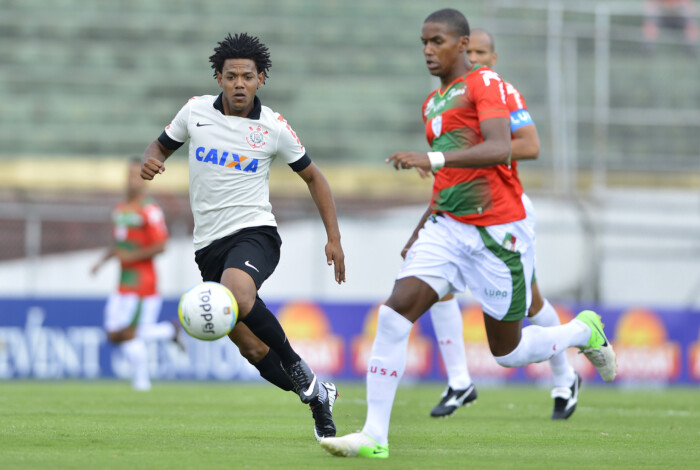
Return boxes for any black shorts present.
[194,226,282,289]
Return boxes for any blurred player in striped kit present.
[92,159,185,391]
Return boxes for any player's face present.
[467,33,497,68]
[421,22,468,79]
[217,58,264,117]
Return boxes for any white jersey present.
[162,94,307,250]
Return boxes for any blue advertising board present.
[1,298,700,384]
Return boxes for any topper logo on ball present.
[198,288,216,335]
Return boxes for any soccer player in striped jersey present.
[139,33,345,440]
[426,28,580,421]
[320,9,615,459]
[92,159,186,391]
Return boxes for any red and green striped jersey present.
[423,65,525,226]
[112,197,168,296]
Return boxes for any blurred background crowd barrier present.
[1,0,699,382]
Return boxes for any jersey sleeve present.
[505,82,535,132]
[163,98,193,144]
[143,203,169,244]
[273,113,307,165]
[470,69,510,123]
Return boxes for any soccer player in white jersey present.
[139,33,345,441]
[425,28,580,420]
[320,9,615,459]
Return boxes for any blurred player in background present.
[643,0,699,56]
[92,158,185,391]
[423,28,580,421]
[139,33,345,441]
[320,9,615,459]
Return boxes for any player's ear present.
[492,51,499,67]
[458,35,469,53]
[216,71,223,88]
[257,73,265,88]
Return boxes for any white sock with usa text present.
[362,305,412,446]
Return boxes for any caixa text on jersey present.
[195,146,259,173]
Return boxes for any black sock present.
[253,349,294,392]
[241,298,300,367]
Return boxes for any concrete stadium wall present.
[1,189,699,309]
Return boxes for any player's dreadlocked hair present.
[424,8,470,37]
[209,33,271,79]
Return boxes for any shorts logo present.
[195,147,259,173]
[246,125,268,149]
[484,288,509,299]
[244,260,259,272]
[502,233,517,251]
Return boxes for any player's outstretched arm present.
[296,162,346,284]
[90,247,116,275]
[140,140,175,180]
[115,241,167,264]
[387,117,511,172]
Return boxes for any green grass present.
[0,381,698,469]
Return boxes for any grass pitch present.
[0,381,698,469]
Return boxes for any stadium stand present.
[2,0,697,177]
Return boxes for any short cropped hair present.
[424,8,470,37]
[471,28,496,52]
[209,33,272,79]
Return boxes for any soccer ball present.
[178,281,238,341]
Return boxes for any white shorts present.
[398,210,535,321]
[103,292,163,333]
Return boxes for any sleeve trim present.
[289,154,312,172]
[158,131,185,151]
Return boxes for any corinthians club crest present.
[246,125,268,149]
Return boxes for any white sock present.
[494,320,591,368]
[121,338,151,391]
[362,305,413,446]
[137,322,175,342]
[528,299,576,387]
[430,298,471,389]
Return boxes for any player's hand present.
[415,167,432,179]
[400,234,419,259]
[114,249,136,263]
[386,151,431,172]
[141,157,165,180]
[325,239,346,284]
[90,262,101,276]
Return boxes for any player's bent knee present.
[107,332,122,343]
[228,325,269,363]
[239,346,268,364]
[107,327,136,343]
[493,341,527,368]
[228,291,256,316]
[494,353,519,368]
